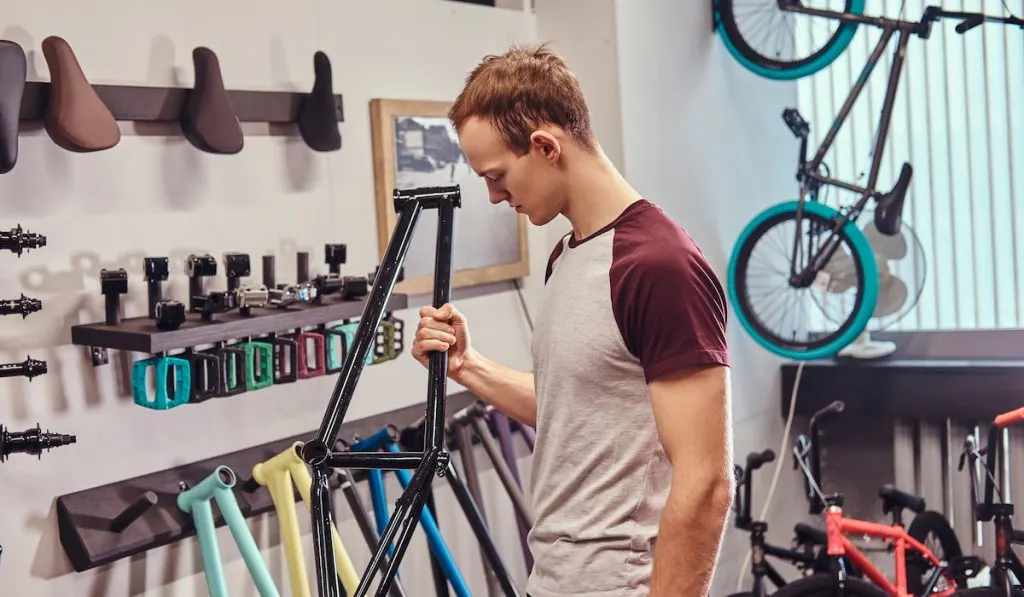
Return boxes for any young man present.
[410,44,734,597]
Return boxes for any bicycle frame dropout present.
[299,185,461,597]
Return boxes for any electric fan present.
[819,214,927,359]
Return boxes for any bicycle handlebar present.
[924,6,1024,33]
[995,407,1024,429]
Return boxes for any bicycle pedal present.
[232,341,274,391]
[315,324,347,374]
[131,356,191,410]
[267,335,298,384]
[373,315,404,364]
[290,331,325,379]
[332,320,374,366]
[186,350,221,403]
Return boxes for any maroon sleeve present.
[545,233,570,284]
[610,210,730,383]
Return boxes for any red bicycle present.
[769,402,973,597]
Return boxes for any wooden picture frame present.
[370,98,530,295]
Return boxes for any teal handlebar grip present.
[131,356,191,410]
[177,466,281,597]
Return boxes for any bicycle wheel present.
[771,573,888,596]
[906,510,968,594]
[950,589,1024,596]
[716,0,866,80]
[726,200,879,360]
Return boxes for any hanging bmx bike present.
[714,1,1023,360]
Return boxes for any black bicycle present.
[729,447,862,596]
[714,1,1023,360]
[954,407,1024,597]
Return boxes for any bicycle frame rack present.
[298,185,521,596]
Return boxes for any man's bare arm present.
[648,364,734,597]
[456,351,538,427]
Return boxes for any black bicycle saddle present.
[180,47,243,155]
[298,51,341,152]
[0,40,27,174]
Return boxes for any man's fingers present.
[416,327,457,346]
[414,339,451,353]
[418,317,456,336]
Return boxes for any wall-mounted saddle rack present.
[55,391,506,572]
[68,293,407,354]
[18,81,343,125]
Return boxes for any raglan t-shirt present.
[526,199,730,597]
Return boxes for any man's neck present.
[561,149,642,242]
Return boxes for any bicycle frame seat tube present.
[177,466,280,597]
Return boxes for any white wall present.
[0,1,541,595]
[536,0,816,594]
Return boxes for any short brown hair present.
[449,43,596,155]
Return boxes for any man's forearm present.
[650,473,733,597]
[455,351,538,427]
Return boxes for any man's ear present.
[529,130,561,163]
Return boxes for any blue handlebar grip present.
[178,466,280,597]
[132,356,191,410]
[350,426,397,453]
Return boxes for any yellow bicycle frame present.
[252,442,359,596]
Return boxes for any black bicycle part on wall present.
[298,185,519,597]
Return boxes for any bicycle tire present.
[906,510,968,594]
[948,589,1024,596]
[716,0,867,80]
[770,573,889,596]
[726,200,879,360]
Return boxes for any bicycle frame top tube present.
[825,508,957,597]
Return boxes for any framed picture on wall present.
[369,98,530,295]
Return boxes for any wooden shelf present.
[781,358,1024,422]
[70,294,408,354]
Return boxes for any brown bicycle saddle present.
[0,40,27,174]
[298,51,341,152]
[41,36,120,152]
[179,47,243,155]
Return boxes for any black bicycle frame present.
[966,426,1024,592]
[300,185,460,597]
[779,1,1022,282]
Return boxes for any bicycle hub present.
[185,254,217,313]
[0,356,47,381]
[143,257,169,319]
[325,243,347,275]
[0,423,76,462]
[223,252,251,292]
[100,268,129,325]
[313,273,344,301]
[155,299,186,330]
[0,294,42,318]
[235,284,269,316]
[294,282,318,302]
[0,224,46,257]
[341,276,369,300]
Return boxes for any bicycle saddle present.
[179,47,243,155]
[879,483,925,515]
[874,162,913,236]
[0,41,27,174]
[41,36,120,152]
[793,522,827,546]
[298,51,341,152]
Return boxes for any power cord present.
[735,360,806,592]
